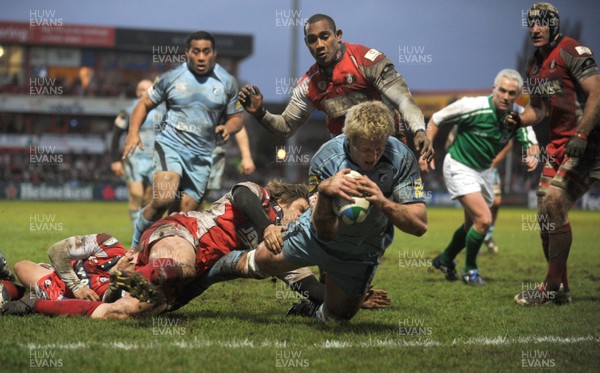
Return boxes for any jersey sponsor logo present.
[101,236,118,247]
[364,48,382,61]
[308,175,319,194]
[531,64,539,76]
[575,46,592,55]
[549,60,556,69]
[412,177,424,199]
[320,91,370,118]
[175,83,187,92]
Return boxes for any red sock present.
[544,223,572,292]
[34,299,102,317]
[1,280,25,300]
[135,258,183,285]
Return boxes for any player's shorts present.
[491,168,502,197]
[35,271,73,300]
[280,217,379,298]
[537,144,600,202]
[206,146,226,191]
[153,140,211,203]
[124,155,153,185]
[443,153,494,207]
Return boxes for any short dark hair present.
[304,14,336,36]
[186,31,216,50]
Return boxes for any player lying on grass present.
[0,234,135,308]
[179,101,427,326]
[1,181,389,318]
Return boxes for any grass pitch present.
[0,201,599,372]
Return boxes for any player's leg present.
[484,194,501,254]
[13,260,54,290]
[132,170,181,247]
[178,193,201,213]
[128,180,144,230]
[515,153,599,305]
[433,153,478,281]
[432,211,467,281]
[456,191,491,285]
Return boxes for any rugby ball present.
[332,170,370,224]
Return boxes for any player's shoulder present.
[310,135,347,170]
[156,63,188,84]
[437,96,489,116]
[559,36,595,57]
[95,233,126,252]
[345,42,387,66]
[232,181,265,195]
[212,63,235,80]
[384,136,415,160]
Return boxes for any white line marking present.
[20,335,600,350]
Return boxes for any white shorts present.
[442,153,494,207]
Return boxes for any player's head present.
[304,14,343,67]
[344,101,394,171]
[527,2,560,48]
[266,180,309,225]
[136,79,153,98]
[492,69,522,114]
[186,31,217,76]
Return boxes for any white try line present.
[20,335,600,350]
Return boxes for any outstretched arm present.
[47,235,101,301]
[239,83,314,138]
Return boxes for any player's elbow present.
[312,216,338,242]
[412,222,428,237]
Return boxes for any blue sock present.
[201,250,245,286]
[132,214,153,248]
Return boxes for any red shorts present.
[538,147,600,202]
[35,272,74,300]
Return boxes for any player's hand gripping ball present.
[332,170,370,224]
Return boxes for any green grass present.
[0,202,599,372]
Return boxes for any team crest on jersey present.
[344,73,356,85]
[575,46,592,55]
[364,49,382,62]
[335,49,343,62]
[212,85,221,96]
[317,80,327,92]
[549,60,556,69]
[308,175,319,194]
[412,177,424,199]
